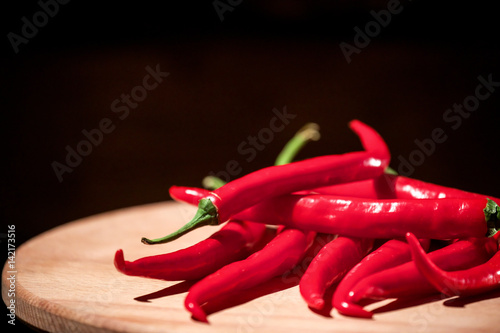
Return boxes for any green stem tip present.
[143,122,321,244]
[141,198,220,245]
[202,175,227,191]
[384,166,398,175]
[483,198,500,237]
[274,122,320,166]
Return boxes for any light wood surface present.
[3,201,500,333]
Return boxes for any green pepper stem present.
[274,123,320,166]
[142,123,321,245]
[483,198,500,237]
[384,166,398,175]
[203,123,321,190]
[141,198,219,245]
[202,175,227,191]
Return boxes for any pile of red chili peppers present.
[114,120,500,323]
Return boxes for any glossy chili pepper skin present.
[142,120,390,244]
[184,228,316,322]
[114,220,266,281]
[299,236,374,310]
[169,185,209,205]
[171,174,500,209]
[313,174,500,204]
[384,175,500,202]
[234,195,489,240]
[349,234,499,314]
[208,120,389,222]
[407,232,500,297]
[332,238,431,318]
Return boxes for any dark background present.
[2,1,500,330]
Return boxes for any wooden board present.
[3,201,500,333]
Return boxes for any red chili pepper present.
[234,195,495,240]
[115,187,267,280]
[407,231,500,297]
[299,236,374,310]
[119,123,319,281]
[172,173,500,209]
[384,174,500,201]
[184,228,316,322]
[141,120,390,244]
[349,234,499,316]
[312,173,500,203]
[114,220,266,281]
[169,185,209,205]
[332,238,431,318]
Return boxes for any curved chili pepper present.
[117,123,321,281]
[141,120,390,244]
[349,234,499,316]
[332,238,431,318]
[115,187,268,281]
[182,123,321,322]
[384,174,500,201]
[171,190,498,240]
[201,123,321,191]
[171,126,320,204]
[184,228,316,322]
[115,184,265,281]
[174,173,500,209]
[299,236,374,310]
[114,221,266,280]
[170,123,320,205]
[313,173,500,203]
[407,231,500,297]
[234,195,495,240]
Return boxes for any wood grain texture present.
[3,201,500,333]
